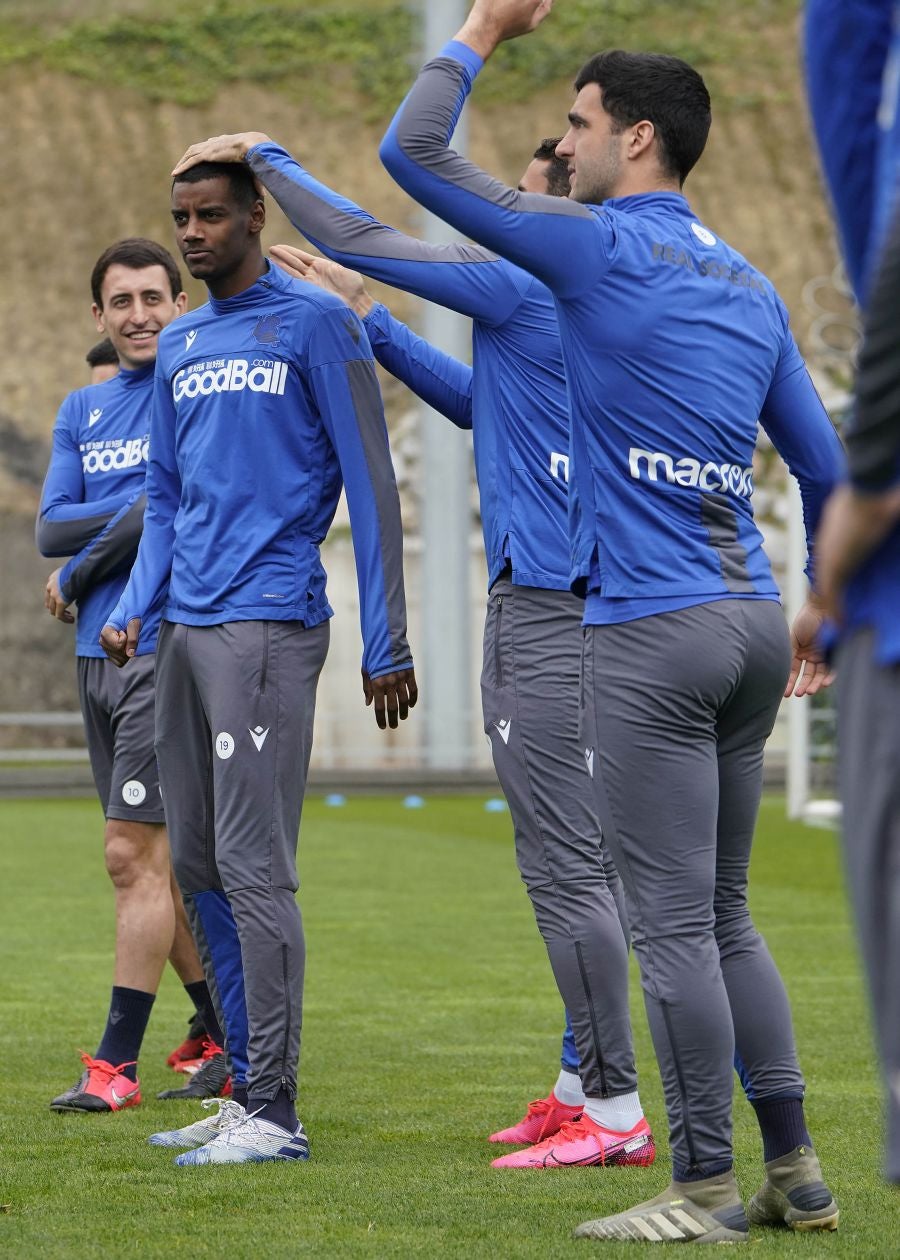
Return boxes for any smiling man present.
[36,239,225,1114]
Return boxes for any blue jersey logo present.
[253,314,281,346]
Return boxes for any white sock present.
[583,1090,643,1132]
[553,1068,586,1107]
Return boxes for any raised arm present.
[172,132,528,326]
[101,364,181,664]
[307,306,417,728]
[379,38,607,299]
[271,244,472,429]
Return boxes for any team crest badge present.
[253,314,281,345]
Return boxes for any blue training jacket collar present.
[114,362,155,387]
[207,259,288,315]
[597,191,692,215]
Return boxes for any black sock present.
[232,1082,249,1108]
[95,986,155,1081]
[674,1160,733,1184]
[751,1096,811,1163]
[248,1086,297,1133]
[183,979,224,1047]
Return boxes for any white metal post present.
[785,476,809,818]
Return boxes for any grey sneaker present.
[574,1169,749,1243]
[148,1098,246,1149]
[746,1145,839,1232]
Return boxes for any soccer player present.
[100,159,416,1166]
[806,0,900,1185]
[273,241,596,1148]
[85,337,119,385]
[170,131,653,1169]
[377,0,845,1241]
[37,239,223,1113]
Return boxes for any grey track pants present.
[836,628,900,1183]
[582,599,805,1175]
[154,618,329,1100]
[481,579,637,1100]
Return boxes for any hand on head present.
[171,132,272,184]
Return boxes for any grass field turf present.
[0,794,895,1258]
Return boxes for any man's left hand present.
[44,569,74,624]
[362,668,419,730]
[458,0,554,58]
[785,599,833,698]
[172,132,272,177]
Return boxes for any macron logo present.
[88,408,103,427]
[585,748,594,778]
[628,447,753,498]
[185,330,198,350]
[493,718,512,745]
[249,725,270,752]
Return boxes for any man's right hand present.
[44,568,74,624]
[100,618,142,667]
[270,245,373,319]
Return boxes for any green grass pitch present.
[0,794,895,1257]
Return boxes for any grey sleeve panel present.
[247,145,527,325]
[848,205,900,491]
[385,54,602,299]
[61,496,146,603]
[345,358,411,669]
[36,509,118,558]
[700,494,754,593]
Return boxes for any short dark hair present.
[172,161,262,212]
[532,138,570,198]
[574,50,711,184]
[85,337,119,369]
[91,238,183,307]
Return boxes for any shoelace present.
[211,1108,302,1150]
[199,1038,224,1062]
[79,1051,136,1082]
[199,1097,245,1132]
[523,1096,555,1118]
[213,1112,277,1149]
[528,1116,591,1153]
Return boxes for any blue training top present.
[380,41,847,625]
[245,140,572,591]
[105,262,412,681]
[806,0,900,663]
[36,364,159,658]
